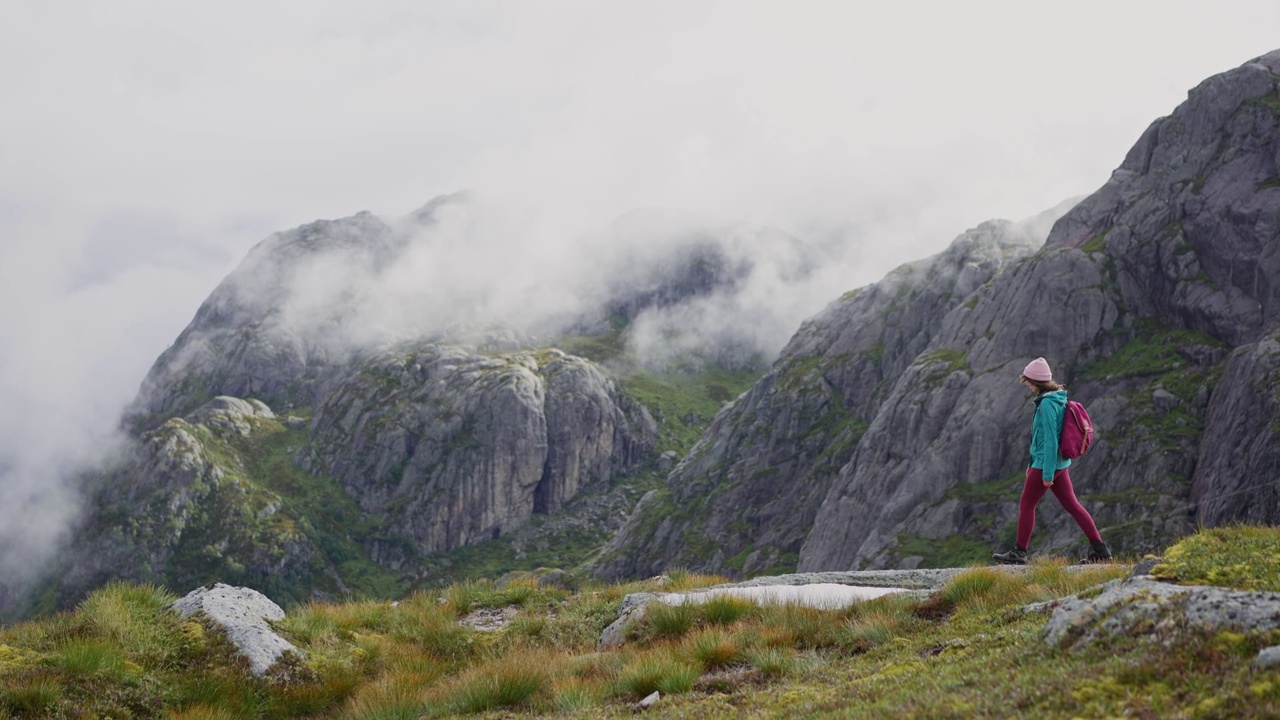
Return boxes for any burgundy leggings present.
[1015,467,1102,549]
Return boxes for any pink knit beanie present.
[1022,357,1053,382]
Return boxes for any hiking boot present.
[1081,541,1113,564]
[992,546,1028,565]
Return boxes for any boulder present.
[174,583,298,676]
[1043,576,1280,648]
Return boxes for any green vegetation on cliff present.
[6,527,1280,718]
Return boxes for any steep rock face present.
[599,51,1280,577]
[1190,331,1280,524]
[592,220,1044,579]
[802,50,1280,570]
[58,397,326,608]
[308,346,655,561]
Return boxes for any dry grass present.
[10,530,1280,718]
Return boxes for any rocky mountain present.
[597,50,1280,577]
[15,51,1280,618]
[12,197,796,615]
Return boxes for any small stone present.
[639,691,660,709]
[1254,646,1280,670]
[657,451,680,471]
[1130,556,1162,578]
[1152,387,1178,412]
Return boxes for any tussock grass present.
[550,676,600,711]
[683,627,742,670]
[169,705,242,720]
[440,653,550,713]
[757,603,844,650]
[662,568,731,592]
[56,638,132,677]
[4,529,1278,718]
[642,601,698,640]
[744,646,805,677]
[699,594,756,626]
[1153,524,1280,591]
[615,652,701,698]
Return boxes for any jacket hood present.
[1034,389,1067,408]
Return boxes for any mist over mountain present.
[0,193,856,615]
[5,47,1280,621]
[600,49,1280,577]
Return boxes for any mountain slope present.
[599,50,1280,576]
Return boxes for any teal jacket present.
[1029,389,1071,482]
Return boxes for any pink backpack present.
[1059,400,1094,459]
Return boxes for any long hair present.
[1022,376,1064,394]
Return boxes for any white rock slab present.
[174,583,298,676]
[652,583,909,610]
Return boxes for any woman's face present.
[1020,376,1036,392]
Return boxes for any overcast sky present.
[1,1,1278,578]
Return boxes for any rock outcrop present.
[174,583,299,676]
[308,346,654,561]
[1042,575,1280,649]
[56,397,324,609]
[593,218,1048,579]
[599,51,1280,576]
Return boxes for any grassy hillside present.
[4,527,1280,718]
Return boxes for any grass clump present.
[683,627,742,670]
[615,653,700,698]
[442,655,549,713]
[1152,525,1280,591]
[699,594,756,626]
[641,602,699,640]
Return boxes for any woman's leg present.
[1015,468,1050,549]
[1048,469,1103,543]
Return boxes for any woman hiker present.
[992,357,1112,565]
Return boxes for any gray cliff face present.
[804,51,1280,571]
[58,397,322,609]
[1189,332,1280,525]
[600,51,1280,576]
[591,220,1044,580]
[308,346,655,560]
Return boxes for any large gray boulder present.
[1042,575,1280,648]
[174,583,298,676]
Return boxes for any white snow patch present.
[652,583,909,610]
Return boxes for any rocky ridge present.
[599,50,1280,577]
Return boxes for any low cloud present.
[2,0,1278,601]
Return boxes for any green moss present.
[917,348,970,386]
[774,356,823,394]
[1081,233,1108,254]
[1076,317,1226,382]
[890,533,992,568]
[1244,92,1280,115]
[1151,525,1280,592]
[1257,177,1280,190]
[860,343,885,364]
[621,366,760,454]
[552,331,627,364]
[945,472,1023,503]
